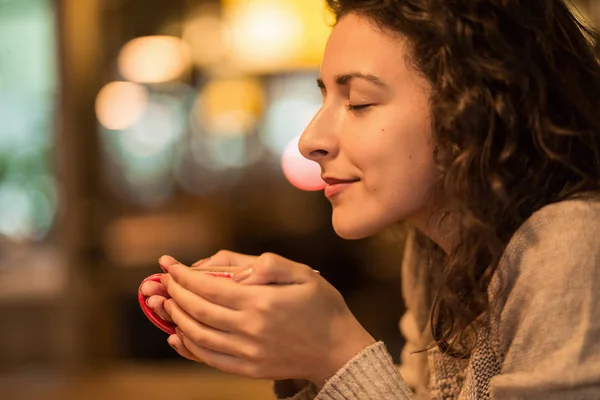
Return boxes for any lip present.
[322,176,359,198]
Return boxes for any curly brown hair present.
[325,0,600,357]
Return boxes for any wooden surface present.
[1,363,274,400]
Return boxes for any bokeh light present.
[101,86,192,205]
[95,81,149,130]
[227,1,303,69]
[195,77,264,137]
[0,176,56,241]
[262,96,320,155]
[183,7,229,67]
[260,73,321,155]
[222,0,333,72]
[118,35,192,84]
[281,136,325,191]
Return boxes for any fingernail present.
[158,255,179,272]
[232,267,253,282]
[168,341,176,350]
[192,258,210,267]
[145,298,151,307]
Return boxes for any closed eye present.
[347,103,374,112]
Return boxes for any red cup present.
[138,270,234,335]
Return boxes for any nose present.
[298,106,338,163]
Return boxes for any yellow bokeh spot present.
[221,0,334,72]
[197,77,265,136]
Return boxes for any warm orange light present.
[221,0,334,72]
[118,36,192,83]
[95,81,149,130]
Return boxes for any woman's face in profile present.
[299,13,439,239]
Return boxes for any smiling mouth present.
[322,177,359,185]
[322,178,359,198]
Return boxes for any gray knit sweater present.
[275,198,600,399]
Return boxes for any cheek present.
[342,100,435,181]
[354,128,437,210]
[356,130,435,183]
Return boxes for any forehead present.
[320,13,410,81]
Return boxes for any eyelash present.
[346,103,373,112]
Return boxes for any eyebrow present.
[316,72,388,89]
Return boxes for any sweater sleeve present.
[314,342,414,399]
[489,200,600,399]
[275,342,414,400]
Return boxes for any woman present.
[140,0,600,398]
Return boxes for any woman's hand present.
[189,250,259,270]
[140,251,259,323]
[162,252,375,386]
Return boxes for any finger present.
[232,253,315,285]
[192,250,257,268]
[146,295,173,322]
[140,280,169,297]
[167,264,247,310]
[158,255,184,272]
[176,332,257,378]
[165,277,242,331]
[190,265,245,275]
[165,299,248,358]
[167,334,202,362]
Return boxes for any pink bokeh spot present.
[281,136,326,191]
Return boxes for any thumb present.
[231,254,319,285]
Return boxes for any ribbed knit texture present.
[275,198,600,399]
[276,342,413,400]
[316,342,414,399]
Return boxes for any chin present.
[333,226,370,240]
[331,214,384,240]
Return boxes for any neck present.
[407,211,459,255]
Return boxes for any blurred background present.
[0,0,597,399]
